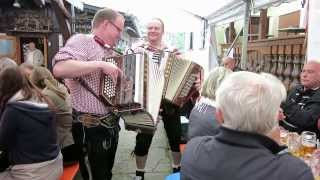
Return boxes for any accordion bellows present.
[100,52,168,134]
[100,52,203,134]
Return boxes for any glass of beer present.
[300,131,317,157]
[287,132,301,157]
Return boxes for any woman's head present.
[30,67,55,89]
[0,67,35,111]
[200,67,232,100]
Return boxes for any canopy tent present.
[83,0,318,68]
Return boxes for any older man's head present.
[215,71,283,135]
[0,57,17,72]
[300,61,320,90]
[222,57,236,71]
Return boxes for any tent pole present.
[240,0,251,70]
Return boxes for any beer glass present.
[287,132,301,157]
[301,131,317,157]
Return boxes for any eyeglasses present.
[109,21,123,33]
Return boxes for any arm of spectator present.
[282,102,320,131]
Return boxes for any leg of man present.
[134,133,154,180]
[162,102,181,172]
[86,125,120,180]
[71,122,89,180]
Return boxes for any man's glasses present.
[109,21,123,33]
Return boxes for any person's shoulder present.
[131,41,146,53]
[66,34,94,45]
[276,153,313,178]
[185,136,216,152]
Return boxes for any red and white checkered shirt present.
[53,34,116,115]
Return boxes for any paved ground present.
[75,120,173,180]
[112,120,172,180]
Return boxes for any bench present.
[60,163,79,180]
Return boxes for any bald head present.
[222,57,236,71]
[300,61,320,89]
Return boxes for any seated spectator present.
[188,67,232,140]
[222,56,238,71]
[19,63,34,77]
[280,61,320,137]
[181,71,314,180]
[0,57,17,72]
[0,67,62,180]
[30,66,78,164]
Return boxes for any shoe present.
[134,171,144,180]
[173,166,181,173]
[134,176,143,180]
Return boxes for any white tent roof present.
[206,0,297,24]
[83,0,297,22]
[81,0,298,32]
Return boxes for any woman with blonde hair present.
[188,66,232,139]
[30,66,77,164]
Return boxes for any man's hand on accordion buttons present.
[101,61,122,83]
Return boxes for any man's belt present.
[78,113,119,128]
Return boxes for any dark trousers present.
[134,101,181,156]
[72,122,120,180]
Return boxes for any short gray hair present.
[201,67,232,100]
[0,57,17,72]
[260,72,287,102]
[216,71,282,135]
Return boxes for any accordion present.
[163,55,203,107]
[100,52,169,134]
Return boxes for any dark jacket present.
[280,85,320,137]
[0,101,59,165]
[181,126,314,180]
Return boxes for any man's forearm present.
[53,60,103,78]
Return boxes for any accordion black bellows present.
[100,52,169,134]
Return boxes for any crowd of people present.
[0,6,319,180]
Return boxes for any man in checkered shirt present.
[52,8,124,180]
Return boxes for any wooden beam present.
[258,9,268,40]
[51,0,71,42]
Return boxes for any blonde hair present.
[201,67,232,100]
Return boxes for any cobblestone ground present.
[112,120,172,180]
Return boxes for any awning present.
[206,0,298,25]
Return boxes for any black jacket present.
[0,101,59,165]
[181,126,314,180]
[281,85,320,137]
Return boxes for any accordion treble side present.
[163,55,203,107]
